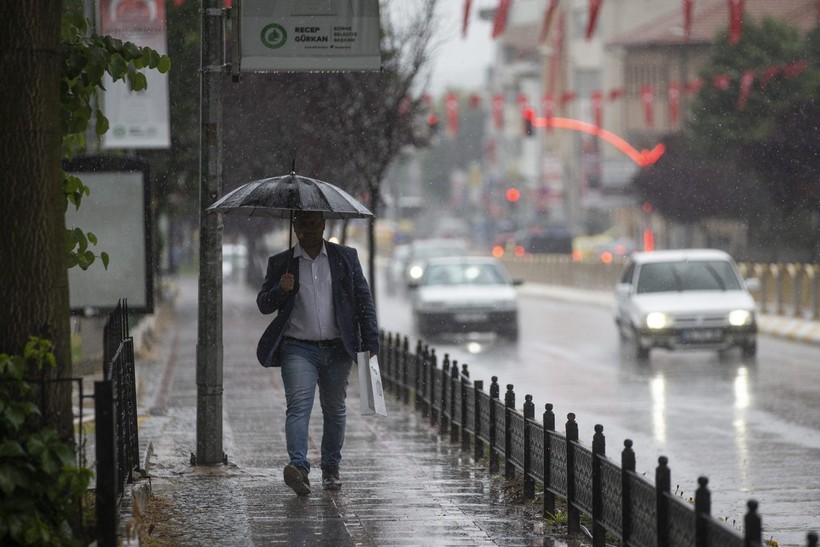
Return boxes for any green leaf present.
[0,440,25,458]
[0,464,24,495]
[101,252,110,270]
[158,55,172,73]
[87,231,97,245]
[95,110,109,135]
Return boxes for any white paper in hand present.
[357,351,387,416]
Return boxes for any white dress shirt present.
[284,242,341,341]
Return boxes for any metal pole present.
[196,1,225,465]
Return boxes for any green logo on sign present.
[261,23,287,49]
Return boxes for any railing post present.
[592,424,605,547]
[504,384,515,480]
[806,531,818,547]
[429,349,438,427]
[384,333,393,391]
[695,476,710,547]
[656,456,671,547]
[450,360,460,443]
[460,364,470,451]
[489,376,500,474]
[95,380,117,547]
[523,395,535,498]
[566,413,580,535]
[473,379,484,461]
[414,339,424,412]
[392,333,402,398]
[744,500,762,547]
[621,439,635,544]
[402,336,410,404]
[543,403,556,517]
[439,355,450,435]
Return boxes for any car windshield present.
[412,245,467,260]
[423,263,507,286]
[636,260,742,293]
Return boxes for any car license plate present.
[455,312,488,322]
[681,329,722,342]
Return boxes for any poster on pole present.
[64,157,154,315]
[238,0,381,72]
[99,0,171,149]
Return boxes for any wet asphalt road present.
[377,278,820,546]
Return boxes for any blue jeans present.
[279,339,352,473]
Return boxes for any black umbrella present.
[207,171,373,247]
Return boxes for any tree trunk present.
[0,2,73,442]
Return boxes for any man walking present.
[256,211,379,495]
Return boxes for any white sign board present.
[100,0,171,149]
[239,0,381,72]
[65,158,154,314]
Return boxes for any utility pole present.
[196,0,225,465]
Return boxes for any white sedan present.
[614,249,759,360]
[409,256,522,341]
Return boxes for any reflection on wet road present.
[376,276,820,546]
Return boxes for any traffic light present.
[427,113,439,134]
[505,187,521,203]
[522,107,535,137]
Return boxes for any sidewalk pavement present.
[129,275,580,547]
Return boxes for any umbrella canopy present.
[207,172,373,219]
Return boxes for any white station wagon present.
[614,249,759,359]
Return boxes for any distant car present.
[403,238,469,288]
[384,244,411,295]
[614,249,759,360]
[409,256,522,340]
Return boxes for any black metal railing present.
[378,331,819,547]
[95,299,141,547]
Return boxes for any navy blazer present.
[256,241,379,368]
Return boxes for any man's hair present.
[292,210,325,224]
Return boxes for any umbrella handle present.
[286,210,293,273]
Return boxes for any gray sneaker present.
[284,464,311,495]
[321,468,342,490]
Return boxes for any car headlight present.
[645,312,672,330]
[409,264,424,280]
[728,309,753,326]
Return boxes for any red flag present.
[586,0,603,41]
[683,0,693,42]
[560,91,576,109]
[736,70,754,110]
[422,93,433,109]
[667,82,681,125]
[712,74,731,90]
[398,95,412,117]
[539,0,560,44]
[517,93,529,109]
[445,93,460,137]
[728,0,744,45]
[492,93,505,130]
[591,90,603,128]
[685,79,704,94]
[468,93,482,109]
[760,66,780,90]
[462,0,472,38]
[608,88,625,101]
[542,93,555,132]
[783,60,809,78]
[640,85,654,128]
[492,0,513,38]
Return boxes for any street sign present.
[237,0,381,72]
